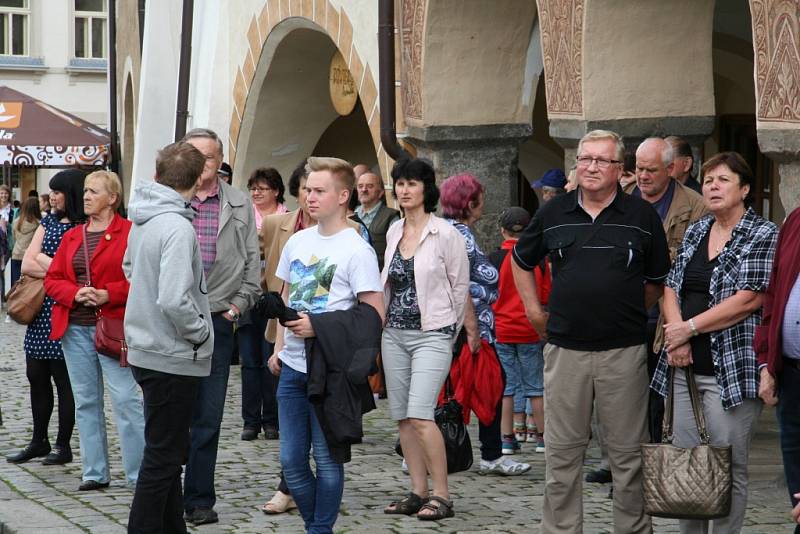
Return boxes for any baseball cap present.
[500,207,531,233]
[218,162,232,177]
[532,168,567,189]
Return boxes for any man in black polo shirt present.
[511,130,669,534]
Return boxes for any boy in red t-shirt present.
[489,207,551,454]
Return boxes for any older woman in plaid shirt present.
[651,152,778,534]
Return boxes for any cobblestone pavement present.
[0,313,796,533]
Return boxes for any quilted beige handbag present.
[641,367,732,520]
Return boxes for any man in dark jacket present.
[355,172,399,270]
[754,207,800,534]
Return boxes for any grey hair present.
[577,130,625,162]
[636,137,674,167]
[182,128,224,158]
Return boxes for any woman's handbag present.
[394,378,473,474]
[641,367,732,519]
[81,225,128,366]
[6,274,45,324]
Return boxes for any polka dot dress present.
[24,215,75,360]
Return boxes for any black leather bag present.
[394,379,473,474]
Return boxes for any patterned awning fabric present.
[0,86,110,167]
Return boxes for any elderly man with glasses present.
[180,128,261,526]
[511,130,670,533]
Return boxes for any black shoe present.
[42,445,73,465]
[78,480,109,491]
[186,507,218,525]
[6,440,51,464]
[585,468,612,484]
[241,427,259,441]
[263,425,279,440]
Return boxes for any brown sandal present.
[417,495,454,520]
[384,492,428,515]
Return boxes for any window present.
[74,0,106,59]
[0,0,29,56]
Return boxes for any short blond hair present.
[305,156,355,191]
[578,129,625,162]
[85,170,122,211]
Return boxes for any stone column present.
[750,0,800,215]
[406,123,532,251]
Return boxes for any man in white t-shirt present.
[267,157,384,533]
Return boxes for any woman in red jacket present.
[45,170,144,492]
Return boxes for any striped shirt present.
[69,229,104,325]
[191,181,221,276]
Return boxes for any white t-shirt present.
[276,225,383,373]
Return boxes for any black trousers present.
[478,343,506,462]
[646,322,665,443]
[128,366,199,534]
[27,357,74,446]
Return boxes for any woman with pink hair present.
[440,173,531,476]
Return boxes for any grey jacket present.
[205,180,261,314]
[123,182,214,377]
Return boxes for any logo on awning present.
[0,102,22,128]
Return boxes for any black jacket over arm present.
[305,303,382,463]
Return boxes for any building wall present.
[2,0,109,195]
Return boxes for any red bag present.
[81,225,128,366]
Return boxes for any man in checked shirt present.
[181,128,261,526]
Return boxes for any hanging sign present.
[329,50,358,116]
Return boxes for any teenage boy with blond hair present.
[267,157,384,533]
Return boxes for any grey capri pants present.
[381,327,453,421]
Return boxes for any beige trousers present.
[541,344,652,534]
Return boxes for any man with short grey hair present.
[512,130,670,533]
[180,128,261,526]
[629,137,707,443]
[355,172,399,270]
[665,135,701,193]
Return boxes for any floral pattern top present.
[447,220,499,343]
[385,248,456,334]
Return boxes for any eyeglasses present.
[576,156,622,169]
[249,186,274,193]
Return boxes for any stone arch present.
[228,1,385,187]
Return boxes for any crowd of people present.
[0,126,798,534]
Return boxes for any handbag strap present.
[663,366,710,444]
[81,224,91,287]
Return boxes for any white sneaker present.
[479,456,531,476]
[401,458,409,474]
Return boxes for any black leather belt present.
[783,356,800,370]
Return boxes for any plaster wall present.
[3,1,108,127]
[419,0,537,127]
[129,1,182,188]
[582,0,715,120]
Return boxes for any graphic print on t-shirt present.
[288,254,338,313]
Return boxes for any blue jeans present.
[61,324,145,485]
[778,359,800,534]
[238,309,278,429]
[183,313,234,512]
[278,364,343,534]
